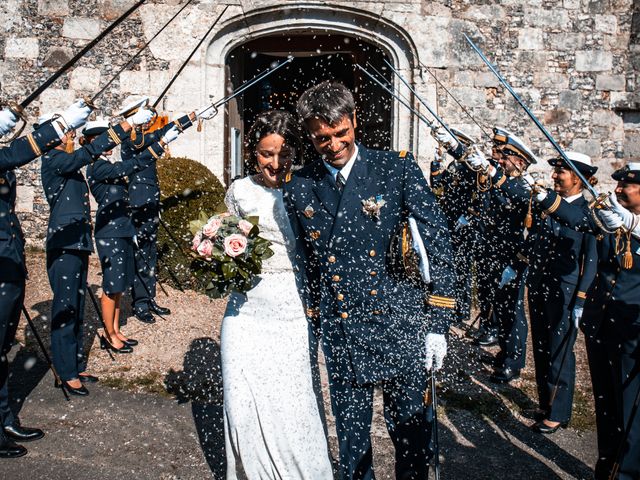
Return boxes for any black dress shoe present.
[121,338,138,346]
[99,336,133,354]
[4,424,44,442]
[55,380,89,396]
[79,374,99,384]
[134,310,156,324]
[531,419,569,434]
[0,435,27,458]
[490,366,520,383]
[476,332,499,346]
[149,301,170,316]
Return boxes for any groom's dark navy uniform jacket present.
[284,146,457,385]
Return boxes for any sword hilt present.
[589,192,611,210]
[0,101,27,144]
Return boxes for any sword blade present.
[93,0,194,102]
[20,0,146,109]
[464,33,599,198]
[213,57,293,109]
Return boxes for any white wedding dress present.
[221,176,334,480]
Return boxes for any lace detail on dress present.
[223,176,298,274]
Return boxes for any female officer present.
[85,122,180,353]
[40,106,153,396]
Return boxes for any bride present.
[221,110,334,479]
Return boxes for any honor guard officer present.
[40,106,154,396]
[121,104,213,324]
[284,81,457,479]
[526,152,598,434]
[534,162,640,480]
[466,128,538,383]
[430,128,481,324]
[0,101,91,457]
[86,121,181,354]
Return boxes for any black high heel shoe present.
[79,374,99,384]
[531,419,569,434]
[100,335,133,354]
[121,338,138,347]
[55,379,89,396]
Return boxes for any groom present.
[284,81,457,479]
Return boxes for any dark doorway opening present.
[224,33,393,183]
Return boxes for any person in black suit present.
[0,101,91,457]
[534,162,640,480]
[526,152,598,434]
[85,121,180,353]
[40,106,154,396]
[284,81,457,479]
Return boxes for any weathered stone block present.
[62,17,103,40]
[544,108,571,125]
[575,50,613,72]
[571,138,602,157]
[15,185,34,213]
[38,88,76,114]
[474,72,498,88]
[4,38,39,59]
[592,109,623,129]
[518,28,544,50]
[559,90,582,109]
[450,87,485,108]
[119,70,150,95]
[563,0,580,9]
[524,8,570,28]
[37,0,69,16]
[595,74,625,91]
[98,0,134,21]
[70,67,101,92]
[595,14,617,34]
[43,48,72,68]
[547,32,586,51]
[533,72,569,89]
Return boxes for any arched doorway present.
[225,33,393,181]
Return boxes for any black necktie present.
[336,171,346,194]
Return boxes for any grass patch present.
[101,371,171,398]
[570,388,597,432]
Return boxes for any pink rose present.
[223,234,247,258]
[238,219,253,236]
[202,217,222,238]
[197,238,213,258]
[191,231,202,251]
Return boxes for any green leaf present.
[246,216,259,226]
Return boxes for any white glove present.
[128,107,154,127]
[532,185,548,202]
[161,125,180,145]
[522,173,535,191]
[0,108,18,136]
[432,126,458,150]
[597,208,624,231]
[432,147,445,168]
[425,333,447,371]
[467,145,490,170]
[499,266,517,288]
[196,104,217,120]
[609,193,637,230]
[571,306,583,330]
[60,99,92,131]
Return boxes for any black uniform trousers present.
[494,271,528,371]
[0,279,24,427]
[46,249,89,382]
[528,279,578,423]
[587,305,640,480]
[329,370,432,480]
[473,234,503,332]
[131,206,158,313]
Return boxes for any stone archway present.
[199,4,422,183]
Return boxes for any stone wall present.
[1,0,638,247]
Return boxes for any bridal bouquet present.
[189,211,273,298]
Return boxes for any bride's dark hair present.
[244,110,303,174]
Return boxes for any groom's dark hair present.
[296,81,355,128]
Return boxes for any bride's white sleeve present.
[224,181,241,216]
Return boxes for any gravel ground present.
[6,251,597,479]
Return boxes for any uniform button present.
[611,279,616,285]
[336,293,344,301]
[370,271,377,276]
[340,312,348,319]
[328,255,336,263]
[369,249,376,257]
[12,234,16,238]
[332,275,341,282]
[370,289,377,296]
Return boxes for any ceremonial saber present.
[20,306,70,402]
[92,0,194,103]
[153,5,229,109]
[382,59,460,143]
[429,370,441,480]
[609,381,640,480]
[548,324,577,408]
[419,61,492,138]
[463,34,600,199]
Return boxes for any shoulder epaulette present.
[285,172,292,183]
[399,150,408,158]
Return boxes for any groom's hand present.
[425,333,447,371]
